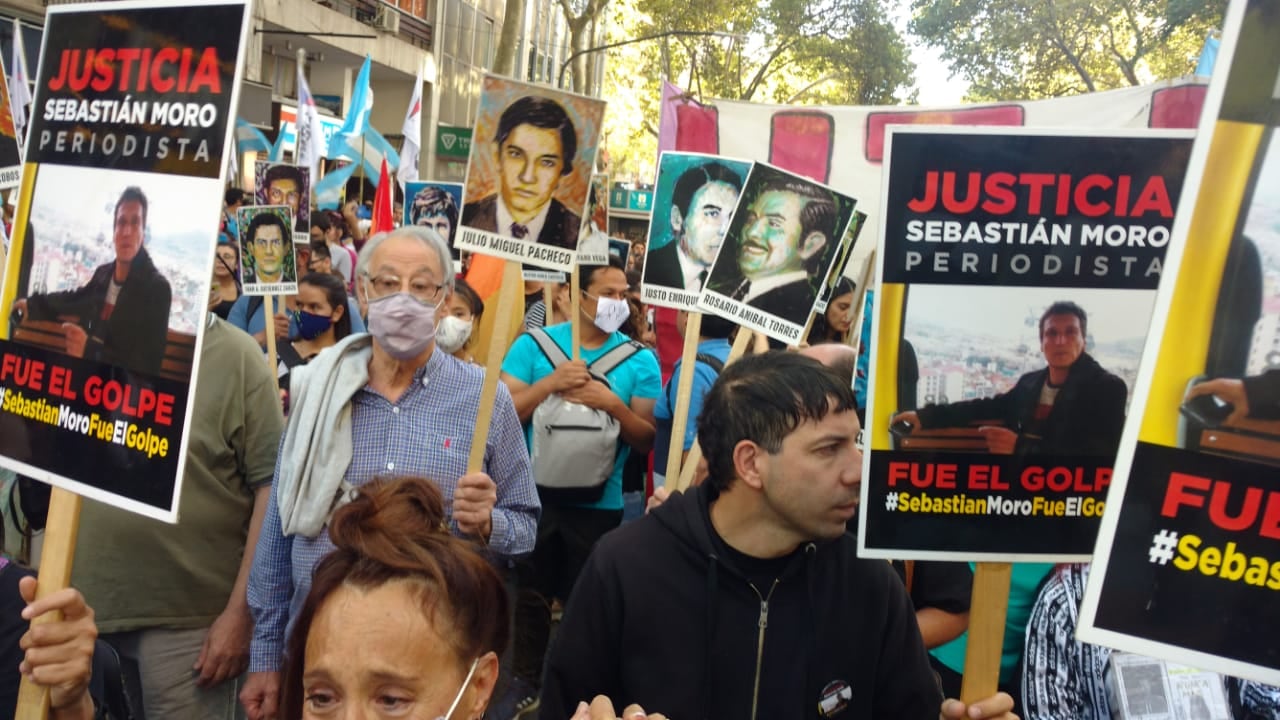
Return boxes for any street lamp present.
[558,29,744,89]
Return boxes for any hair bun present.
[327,477,451,566]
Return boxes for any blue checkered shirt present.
[247,348,539,672]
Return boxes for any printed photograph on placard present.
[608,237,630,266]
[698,162,857,345]
[456,75,606,271]
[237,205,297,296]
[0,0,250,521]
[0,54,22,189]
[254,161,310,242]
[807,216,865,345]
[642,152,751,311]
[1078,0,1280,686]
[577,173,609,265]
[404,181,463,254]
[859,127,1194,562]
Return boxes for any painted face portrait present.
[737,190,824,280]
[497,124,565,221]
[268,177,301,215]
[678,180,739,266]
[252,223,285,280]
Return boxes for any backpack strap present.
[590,339,643,377]
[247,295,264,324]
[695,352,725,374]
[528,327,571,368]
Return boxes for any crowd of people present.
[0,183,1274,720]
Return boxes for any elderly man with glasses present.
[240,226,540,720]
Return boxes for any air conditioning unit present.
[374,5,400,33]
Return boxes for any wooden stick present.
[263,295,279,379]
[663,311,703,488]
[570,265,581,362]
[14,487,83,719]
[959,562,1013,704]
[848,249,877,355]
[542,282,554,327]
[468,260,523,473]
[675,328,756,490]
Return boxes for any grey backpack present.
[528,327,642,503]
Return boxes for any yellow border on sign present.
[871,282,904,452]
[1139,121,1264,447]
[1,162,38,341]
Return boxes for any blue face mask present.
[293,310,333,340]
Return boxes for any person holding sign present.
[541,352,1017,719]
[2,569,99,720]
[243,226,539,720]
[14,186,172,376]
[891,301,1127,457]
[500,255,661,705]
[461,95,581,249]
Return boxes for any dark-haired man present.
[16,186,172,375]
[242,212,293,286]
[259,164,307,234]
[712,178,837,321]
[541,351,1018,720]
[893,301,1127,457]
[462,95,581,249]
[645,161,744,293]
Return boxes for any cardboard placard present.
[697,162,857,346]
[641,151,752,311]
[0,0,251,523]
[404,180,463,252]
[456,76,606,272]
[253,160,310,243]
[1078,0,1280,686]
[858,126,1194,562]
[238,205,298,296]
[576,173,609,265]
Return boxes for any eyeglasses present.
[365,273,446,305]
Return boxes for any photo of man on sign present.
[456,76,605,271]
[13,185,172,376]
[892,300,1129,458]
[702,163,855,338]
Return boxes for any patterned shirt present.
[247,348,540,672]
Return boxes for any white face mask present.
[588,294,631,335]
[437,657,480,720]
[436,315,473,353]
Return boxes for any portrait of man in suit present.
[461,95,581,250]
[707,174,839,323]
[644,160,744,294]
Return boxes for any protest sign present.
[698,162,857,345]
[254,161,309,243]
[858,126,1193,562]
[0,53,22,189]
[0,0,251,522]
[1078,0,1280,685]
[577,173,610,265]
[642,152,752,311]
[403,180,463,253]
[456,76,606,272]
[238,205,298,296]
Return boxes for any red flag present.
[370,159,395,236]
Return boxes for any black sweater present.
[541,483,942,719]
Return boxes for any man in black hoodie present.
[16,186,172,376]
[892,301,1126,458]
[542,351,1017,720]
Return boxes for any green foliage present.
[910,0,1226,101]
[600,0,914,180]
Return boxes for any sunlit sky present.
[892,3,970,106]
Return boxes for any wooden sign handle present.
[467,260,523,474]
[14,487,83,720]
[263,294,279,380]
[959,562,1012,705]
[663,311,703,488]
[675,328,756,490]
[570,265,581,362]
